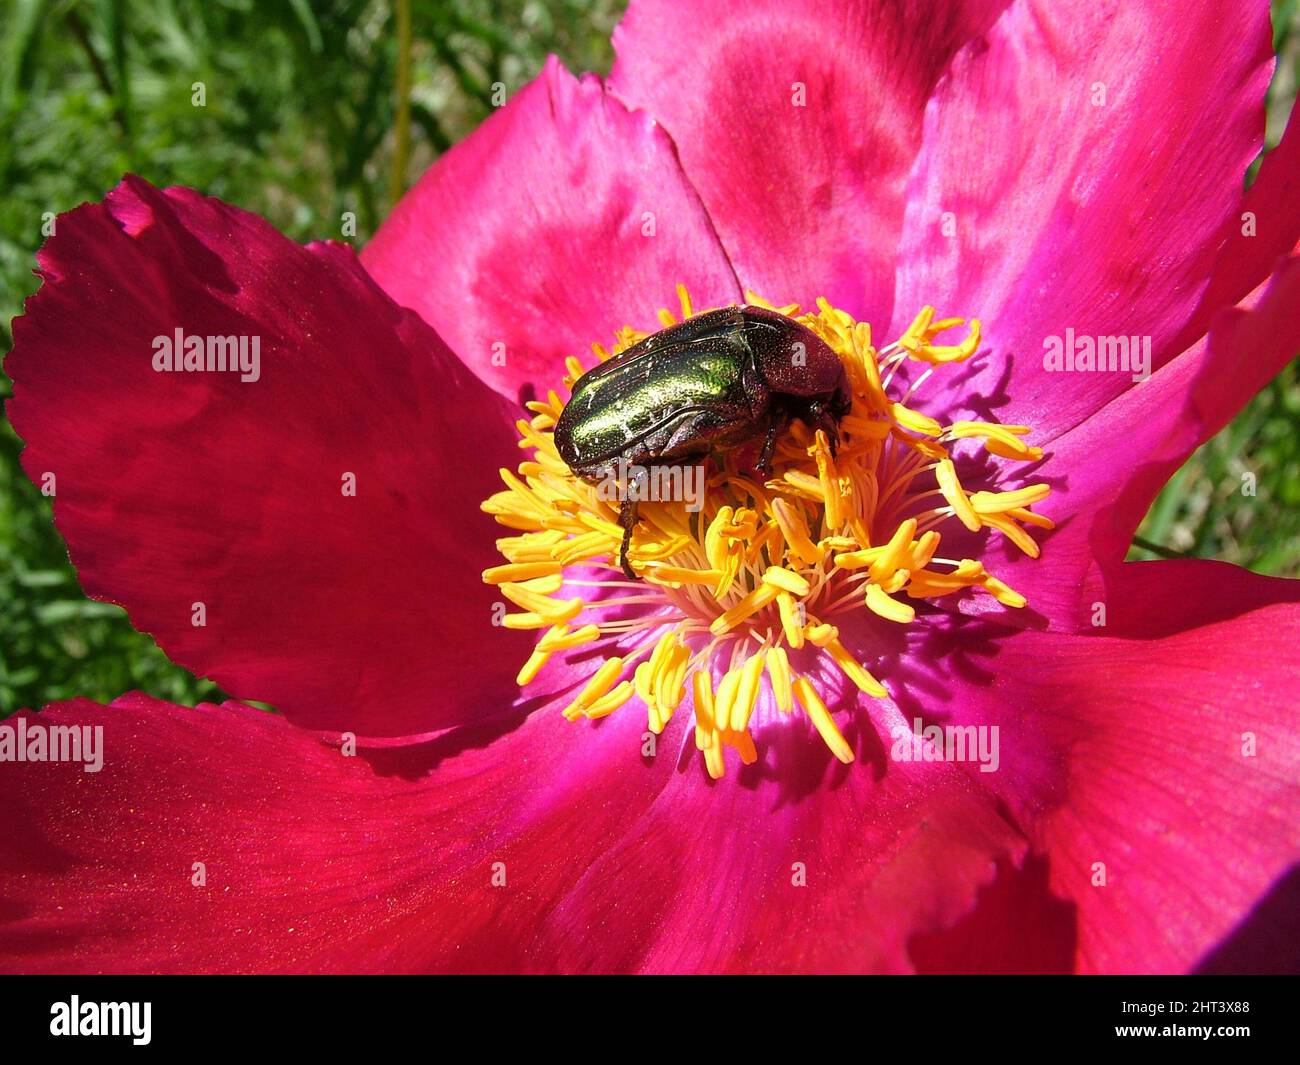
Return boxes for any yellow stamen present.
[482,561,563,584]
[563,657,626,719]
[771,497,823,566]
[793,676,854,764]
[776,591,806,649]
[709,583,780,636]
[480,290,1051,778]
[766,646,794,714]
[936,459,981,532]
[726,649,765,732]
[866,583,916,624]
[762,566,812,597]
[584,681,636,719]
[538,623,601,652]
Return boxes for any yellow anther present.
[1008,506,1056,530]
[866,582,916,624]
[499,583,585,621]
[780,469,826,502]
[980,511,1041,558]
[912,530,941,569]
[705,505,737,572]
[676,282,693,320]
[805,621,837,647]
[969,484,1051,514]
[516,647,550,686]
[693,670,717,750]
[709,583,779,636]
[771,497,823,566]
[890,402,944,437]
[834,545,884,570]
[634,660,655,705]
[481,560,564,585]
[806,626,887,697]
[902,305,936,346]
[562,657,626,719]
[537,623,601,653]
[810,431,846,530]
[776,591,806,649]
[762,566,811,596]
[905,560,987,598]
[584,681,636,719]
[643,564,727,587]
[728,650,766,732]
[792,676,854,764]
[713,666,743,737]
[869,518,918,582]
[766,647,793,714]
[502,611,558,630]
[704,744,726,779]
[647,631,679,686]
[981,573,1028,608]
[936,459,981,532]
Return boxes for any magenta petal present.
[961,250,1300,632]
[531,714,1025,973]
[928,585,1300,973]
[0,686,1030,973]
[609,0,1007,325]
[362,56,742,402]
[893,0,1274,438]
[5,176,524,736]
[0,693,665,973]
[1174,107,1300,354]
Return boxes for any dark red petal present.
[1173,104,1300,354]
[5,177,524,736]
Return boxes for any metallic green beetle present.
[554,306,851,578]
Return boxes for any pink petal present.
[362,56,742,403]
[892,0,1274,438]
[956,247,1300,631]
[5,177,524,737]
[929,578,1300,973]
[609,0,1007,325]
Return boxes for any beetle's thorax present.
[554,305,846,478]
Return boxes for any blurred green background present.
[1,0,1297,711]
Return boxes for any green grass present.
[0,0,1296,711]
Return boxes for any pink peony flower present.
[2,0,1298,974]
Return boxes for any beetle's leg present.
[756,408,791,478]
[807,400,841,457]
[618,496,640,580]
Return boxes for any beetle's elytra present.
[554,306,851,579]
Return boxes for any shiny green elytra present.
[554,305,851,578]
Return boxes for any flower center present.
[481,287,1052,778]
